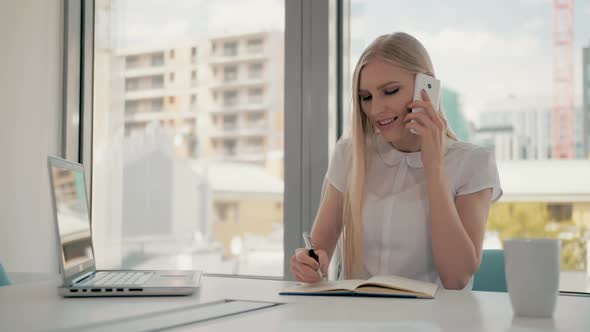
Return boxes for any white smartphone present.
[410,73,442,133]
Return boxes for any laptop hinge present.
[71,271,94,285]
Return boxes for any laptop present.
[47,156,201,297]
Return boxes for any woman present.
[290,32,502,290]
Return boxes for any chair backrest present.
[472,249,507,292]
[0,262,11,287]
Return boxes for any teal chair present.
[0,262,10,287]
[473,249,507,292]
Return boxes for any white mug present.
[503,238,560,318]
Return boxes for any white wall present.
[0,0,63,273]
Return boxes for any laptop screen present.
[49,161,95,278]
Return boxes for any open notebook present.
[280,275,438,299]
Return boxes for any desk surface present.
[0,274,589,332]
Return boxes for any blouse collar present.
[374,133,455,169]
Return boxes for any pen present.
[302,232,323,280]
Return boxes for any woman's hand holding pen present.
[290,248,328,283]
[404,89,447,177]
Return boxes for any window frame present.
[68,0,339,280]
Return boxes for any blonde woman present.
[289,32,502,290]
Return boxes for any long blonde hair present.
[342,32,458,279]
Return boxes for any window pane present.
[223,90,238,107]
[247,38,264,54]
[347,0,590,292]
[223,65,238,82]
[248,63,264,79]
[93,0,285,277]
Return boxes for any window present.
[151,98,164,112]
[244,137,265,154]
[125,98,164,116]
[347,0,590,292]
[191,47,197,64]
[125,75,163,91]
[223,65,238,82]
[247,112,264,123]
[152,75,164,89]
[223,41,238,56]
[223,90,238,107]
[125,78,138,92]
[92,0,287,278]
[125,55,139,69]
[222,114,237,131]
[247,38,264,53]
[223,139,237,156]
[248,88,263,104]
[248,63,263,79]
[548,203,573,222]
[215,202,239,223]
[125,100,138,114]
[150,53,164,66]
[191,70,197,87]
[246,137,264,147]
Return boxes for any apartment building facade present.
[117,31,285,174]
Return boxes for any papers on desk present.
[56,300,283,332]
[280,275,438,299]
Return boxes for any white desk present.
[0,274,589,331]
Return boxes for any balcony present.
[209,78,266,91]
[209,102,268,114]
[123,66,169,78]
[124,53,165,70]
[223,123,238,131]
[208,53,267,66]
[125,89,168,100]
[125,111,198,123]
[209,125,268,138]
[210,150,266,163]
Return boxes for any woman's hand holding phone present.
[405,86,447,177]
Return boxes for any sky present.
[103,0,590,125]
[349,0,590,122]
[108,0,284,49]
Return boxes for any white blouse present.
[326,133,503,287]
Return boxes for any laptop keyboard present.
[78,271,154,286]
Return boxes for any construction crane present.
[552,0,575,159]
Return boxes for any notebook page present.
[363,275,438,296]
[282,279,365,293]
